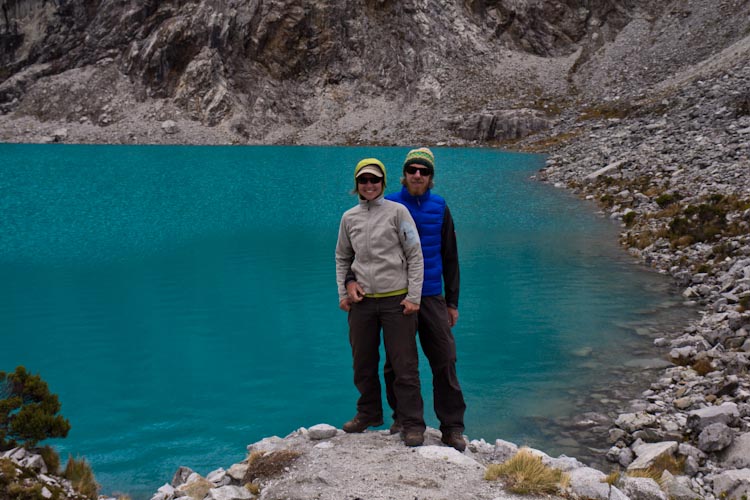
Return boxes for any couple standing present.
[334,148,466,451]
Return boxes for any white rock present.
[568,467,627,499]
[207,485,252,500]
[308,423,337,440]
[206,468,227,484]
[620,476,667,500]
[711,468,750,500]
[161,120,179,134]
[721,432,750,468]
[417,445,481,467]
[157,483,175,496]
[247,435,284,453]
[226,463,248,482]
[628,441,679,471]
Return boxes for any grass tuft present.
[39,445,61,474]
[63,455,99,499]
[484,447,569,495]
[629,454,686,486]
[627,468,663,485]
[602,470,621,486]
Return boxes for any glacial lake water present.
[0,144,694,498]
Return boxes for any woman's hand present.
[346,281,365,302]
[401,299,420,315]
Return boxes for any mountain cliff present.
[6,0,745,145]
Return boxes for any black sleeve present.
[441,205,460,309]
[345,267,356,285]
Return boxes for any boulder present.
[455,109,552,141]
[226,463,249,482]
[51,128,68,142]
[568,467,628,500]
[711,469,750,500]
[206,485,252,500]
[660,471,699,500]
[177,477,214,500]
[720,432,750,468]
[628,442,678,471]
[687,402,740,431]
[171,466,195,487]
[698,422,734,452]
[620,476,667,500]
[615,411,657,433]
[492,439,518,463]
[308,424,337,440]
[161,120,179,134]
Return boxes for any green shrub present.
[623,211,636,226]
[64,455,99,499]
[600,194,615,207]
[0,366,71,449]
[655,193,678,208]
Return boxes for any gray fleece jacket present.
[335,195,423,304]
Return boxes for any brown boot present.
[441,431,466,452]
[403,430,424,447]
[389,420,402,435]
[342,415,383,433]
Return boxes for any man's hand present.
[346,281,366,302]
[339,298,352,312]
[447,307,459,327]
[401,299,420,315]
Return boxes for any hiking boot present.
[403,430,424,447]
[342,415,383,433]
[441,431,466,452]
[389,420,402,435]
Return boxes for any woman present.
[335,158,426,447]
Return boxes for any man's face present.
[404,164,431,196]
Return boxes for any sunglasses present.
[405,165,432,176]
[357,176,383,185]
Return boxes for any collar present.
[401,185,431,203]
[358,194,385,208]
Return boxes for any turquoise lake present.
[0,144,692,498]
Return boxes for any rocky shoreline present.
[528,47,750,499]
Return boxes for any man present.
[345,147,467,451]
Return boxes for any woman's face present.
[357,175,383,201]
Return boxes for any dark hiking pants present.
[348,294,426,433]
[385,295,466,433]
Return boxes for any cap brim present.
[356,165,384,177]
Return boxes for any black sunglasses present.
[357,176,383,185]
[405,165,432,175]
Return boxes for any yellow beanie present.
[354,158,386,190]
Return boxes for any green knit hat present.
[354,158,386,190]
[403,147,435,175]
